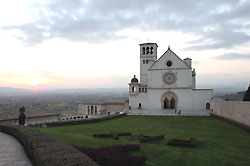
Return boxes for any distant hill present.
[0,86,247,101]
[0,87,31,96]
[217,91,246,101]
[0,87,128,95]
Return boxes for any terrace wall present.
[0,114,60,125]
[213,98,250,128]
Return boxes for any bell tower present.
[139,43,158,85]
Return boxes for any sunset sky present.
[0,0,250,90]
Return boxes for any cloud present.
[184,27,250,50]
[1,0,250,49]
[213,53,250,60]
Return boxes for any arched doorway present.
[170,97,176,109]
[206,103,210,110]
[138,103,142,109]
[164,98,169,109]
[161,91,178,109]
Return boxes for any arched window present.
[170,97,176,109]
[145,88,147,92]
[150,47,153,54]
[138,103,142,109]
[88,106,90,115]
[146,47,149,54]
[206,103,210,110]
[142,88,144,92]
[139,88,141,92]
[132,86,135,92]
[143,47,145,55]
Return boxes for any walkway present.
[125,108,211,116]
[0,132,32,166]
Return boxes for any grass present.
[40,116,250,166]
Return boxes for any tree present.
[243,85,250,101]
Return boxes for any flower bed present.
[74,144,147,166]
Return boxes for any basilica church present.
[128,43,213,114]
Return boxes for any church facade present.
[128,43,213,114]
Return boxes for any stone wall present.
[105,102,126,114]
[78,102,126,116]
[0,114,60,125]
[213,98,250,127]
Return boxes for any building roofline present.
[79,101,126,105]
[139,43,158,47]
[184,57,192,60]
[148,49,191,70]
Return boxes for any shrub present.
[0,125,97,166]
[74,144,147,166]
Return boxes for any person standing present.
[18,107,25,125]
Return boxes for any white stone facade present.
[129,43,213,114]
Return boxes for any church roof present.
[148,48,191,70]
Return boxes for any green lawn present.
[40,116,250,166]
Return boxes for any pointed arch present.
[164,97,169,109]
[161,91,178,109]
[206,103,210,110]
[138,103,142,109]
[170,97,176,109]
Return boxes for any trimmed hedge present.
[0,125,98,166]
[74,144,147,166]
[167,137,196,148]
[93,132,132,140]
[93,133,113,137]
[117,132,132,136]
[139,134,164,143]
[31,113,127,128]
